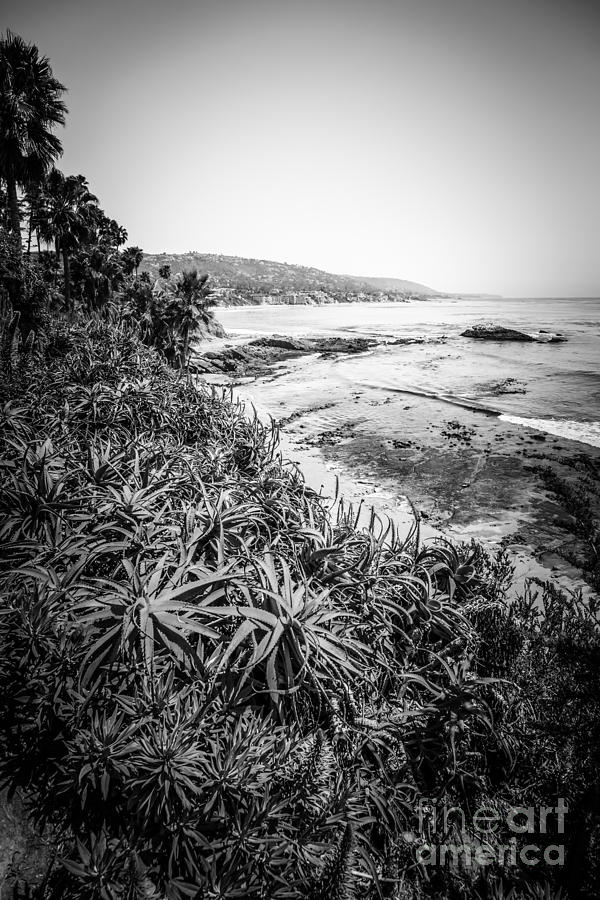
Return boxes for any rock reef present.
[190,334,429,377]
[462,325,567,342]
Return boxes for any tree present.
[71,243,125,310]
[0,31,66,256]
[24,180,45,257]
[37,169,99,310]
[121,245,144,278]
[173,269,213,366]
[96,214,128,249]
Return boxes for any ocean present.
[215,297,600,449]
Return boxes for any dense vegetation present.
[0,28,219,364]
[1,29,600,900]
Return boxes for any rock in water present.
[462,326,535,341]
[462,325,567,343]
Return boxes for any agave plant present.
[3,303,591,900]
[207,552,370,715]
[72,555,236,682]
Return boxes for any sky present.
[4,0,600,296]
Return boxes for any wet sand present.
[199,345,600,597]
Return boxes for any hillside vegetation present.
[3,309,600,899]
[141,253,437,304]
[2,28,600,900]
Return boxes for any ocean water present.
[216,297,600,448]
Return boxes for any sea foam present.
[499,415,600,448]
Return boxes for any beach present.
[204,297,600,593]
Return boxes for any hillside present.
[140,252,438,304]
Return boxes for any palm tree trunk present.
[62,248,71,312]
[182,327,190,370]
[5,169,22,258]
[27,208,33,258]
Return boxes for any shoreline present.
[236,379,596,597]
[196,334,600,597]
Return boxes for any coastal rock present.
[249,335,311,352]
[188,356,222,374]
[204,318,226,339]
[227,347,252,361]
[249,335,377,355]
[462,326,535,342]
[462,325,567,343]
[314,336,375,354]
[192,332,380,380]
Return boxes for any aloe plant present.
[1,304,595,900]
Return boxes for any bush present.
[1,312,598,899]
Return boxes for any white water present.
[217,296,600,448]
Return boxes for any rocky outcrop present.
[462,325,567,343]
[201,317,226,339]
[249,335,376,354]
[189,334,380,377]
[249,335,312,352]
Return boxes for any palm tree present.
[37,169,99,310]
[0,31,66,256]
[96,214,128,249]
[122,246,144,278]
[70,242,126,310]
[173,269,213,366]
[24,180,45,257]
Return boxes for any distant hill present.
[140,252,437,302]
[361,275,436,293]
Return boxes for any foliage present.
[0,30,66,242]
[466,574,600,899]
[0,311,525,899]
[0,230,51,335]
[121,246,144,278]
[1,27,599,900]
[121,267,218,366]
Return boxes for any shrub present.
[0,312,597,899]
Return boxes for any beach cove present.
[202,296,600,594]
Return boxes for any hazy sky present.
[5,0,600,296]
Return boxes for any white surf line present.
[499,414,600,449]
[355,380,501,416]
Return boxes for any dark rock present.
[314,337,375,354]
[188,356,219,374]
[250,335,310,352]
[228,347,252,361]
[462,325,567,343]
[205,357,227,372]
[462,325,535,342]
[196,331,379,379]
[199,319,226,339]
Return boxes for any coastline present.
[196,334,600,597]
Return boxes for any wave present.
[357,380,500,415]
[499,415,600,448]
[349,377,600,448]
